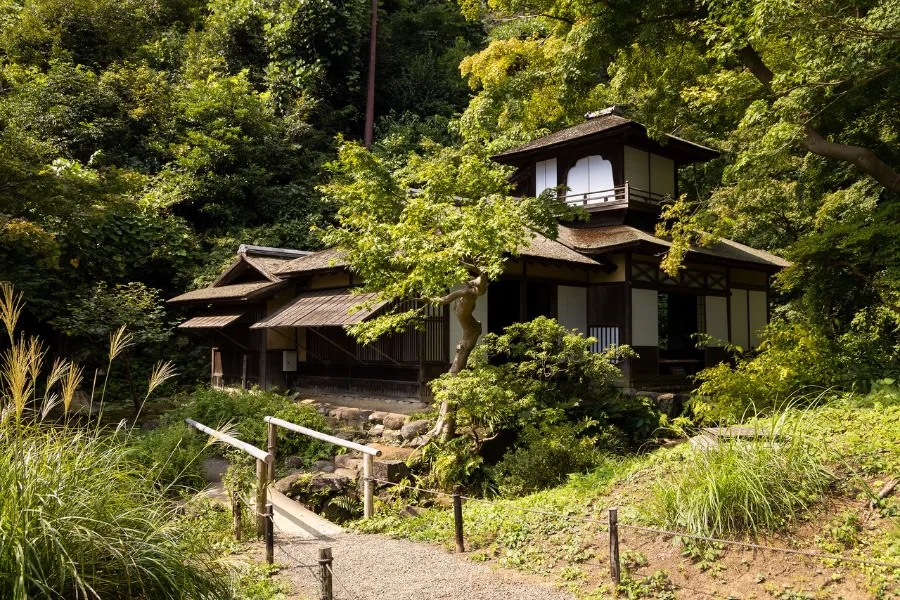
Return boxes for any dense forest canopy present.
[1,0,898,388]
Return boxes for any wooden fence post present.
[256,458,268,537]
[241,354,249,389]
[232,490,242,542]
[318,547,333,600]
[452,485,465,553]
[363,453,374,519]
[265,503,274,565]
[267,421,277,482]
[609,507,621,589]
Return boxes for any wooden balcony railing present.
[559,182,667,210]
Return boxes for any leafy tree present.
[320,138,569,439]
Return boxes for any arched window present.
[566,155,614,203]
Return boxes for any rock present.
[620,387,638,396]
[202,457,230,483]
[334,454,361,470]
[333,467,360,482]
[284,455,305,470]
[327,408,340,418]
[399,505,426,519]
[301,398,317,405]
[312,459,335,473]
[407,435,430,448]
[656,392,678,416]
[333,431,356,441]
[400,419,430,440]
[369,411,388,424]
[635,390,661,401]
[275,472,350,499]
[373,459,409,483]
[67,390,101,416]
[140,420,159,431]
[369,424,385,437]
[382,413,408,430]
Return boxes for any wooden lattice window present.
[632,262,657,283]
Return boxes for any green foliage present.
[431,317,637,448]
[651,410,832,538]
[169,387,333,463]
[692,319,844,421]
[135,421,210,492]
[494,420,611,496]
[0,419,234,599]
[319,140,571,342]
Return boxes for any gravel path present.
[272,532,577,600]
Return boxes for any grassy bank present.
[357,392,900,598]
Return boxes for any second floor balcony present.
[559,182,668,212]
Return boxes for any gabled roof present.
[558,225,790,269]
[518,232,605,267]
[213,245,312,286]
[491,112,719,165]
[276,248,348,276]
[167,281,285,304]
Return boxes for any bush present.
[169,387,334,463]
[494,420,611,495]
[651,411,832,537]
[135,421,210,492]
[0,420,232,599]
[692,319,844,421]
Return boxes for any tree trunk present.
[737,44,900,193]
[432,274,487,441]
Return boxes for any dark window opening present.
[526,282,556,321]
[658,292,704,376]
[488,281,521,334]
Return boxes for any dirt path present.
[267,532,577,600]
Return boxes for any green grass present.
[0,419,234,600]
[651,411,833,538]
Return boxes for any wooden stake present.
[452,485,465,552]
[267,421,277,482]
[264,503,274,565]
[609,507,621,589]
[256,458,268,537]
[363,453,374,519]
[241,354,249,389]
[318,547,333,600]
[232,490,242,542]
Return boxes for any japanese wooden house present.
[169,108,788,397]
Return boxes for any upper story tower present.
[490,107,720,231]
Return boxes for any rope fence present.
[364,475,900,584]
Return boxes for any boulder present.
[284,455,305,470]
[67,390,101,416]
[275,472,351,500]
[333,467,360,481]
[373,459,409,483]
[399,505,426,519]
[656,393,679,416]
[368,411,388,424]
[635,390,661,401]
[400,419,430,440]
[406,435,430,448]
[311,459,335,473]
[334,454,361,470]
[382,428,403,442]
[382,413,408,430]
[369,424,385,437]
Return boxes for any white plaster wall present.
[623,146,650,190]
[705,295,729,346]
[749,290,768,348]
[730,289,750,349]
[631,288,659,346]
[567,155,614,197]
[650,153,675,197]
[447,289,488,360]
[535,158,557,196]
[557,286,587,334]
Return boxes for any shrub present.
[135,421,210,492]
[168,387,334,464]
[651,411,832,538]
[692,319,844,421]
[0,420,232,599]
[494,420,611,495]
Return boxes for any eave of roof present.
[178,309,247,329]
[491,115,719,164]
[167,281,285,305]
[275,248,348,277]
[251,289,386,328]
[558,225,790,269]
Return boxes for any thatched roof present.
[275,248,349,276]
[251,289,386,328]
